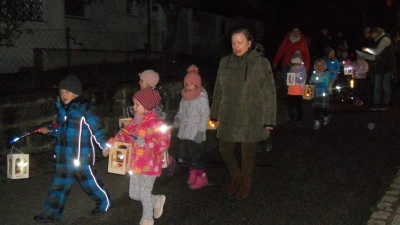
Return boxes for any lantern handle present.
[10,146,23,154]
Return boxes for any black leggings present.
[314,108,329,121]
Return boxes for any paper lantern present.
[344,65,353,75]
[119,118,131,129]
[207,119,218,130]
[108,142,132,175]
[286,73,296,86]
[7,147,29,179]
[303,85,315,100]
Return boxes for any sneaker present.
[153,195,166,219]
[371,105,380,111]
[33,215,59,223]
[313,120,321,130]
[165,157,177,177]
[323,115,331,126]
[140,219,154,225]
[91,200,114,216]
[380,105,389,111]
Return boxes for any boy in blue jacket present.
[34,75,112,223]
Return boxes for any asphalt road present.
[1,84,400,225]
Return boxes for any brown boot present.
[227,174,241,195]
[235,176,251,200]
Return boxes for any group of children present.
[34,65,210,225]
[285,47,369,131]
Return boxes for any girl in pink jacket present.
[107,88,171,225]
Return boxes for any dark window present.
[65,0,84,17]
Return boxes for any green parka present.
[210,44,276,143]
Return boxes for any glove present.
[135,137,145,147]
[193,131,205,144]
[173,117,180,128]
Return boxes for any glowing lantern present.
[344,65,353,75]
[350,79,354,89]
[286,73,296,86]
[119,118,131,129]
[108,142,132,175]
[207,119,218,130]
[303,85,315,100]
[7,146,29,179]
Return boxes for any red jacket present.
[273,32,310,70]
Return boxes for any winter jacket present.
[175,89,210,141]
[310,71,330,97]
[113,110,170,176]
[210,44,276,143]
[273,32,310,69]
[324,56,340,81]
[50,98,107,166]
[353,58,369,79]
[287,64,307,96]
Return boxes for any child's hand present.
[38,127,50,134]
[135,137,145,147]
[173,118,180,128]
[102,147,110,157]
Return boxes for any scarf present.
[134,114,144,124]
[181,87,202,101]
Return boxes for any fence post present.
[66,27,71,75]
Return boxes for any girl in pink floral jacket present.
[107,88,170,225]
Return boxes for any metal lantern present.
[7,147,29,179]
[108,142,132,175]
[303,85,315,100]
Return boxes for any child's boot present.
[190,170,208,189]
[187,168,197,185]
[323,115,331,126]
[313,120,321,130]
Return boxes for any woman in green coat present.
[210,27,276,200]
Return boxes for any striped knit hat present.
[133,88,161,110]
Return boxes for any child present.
[286,53,307,128]
[352,55,369,105]
[138,69,177,176]
[324,47,340,94]
[310,59,331,130]
[173,65,210,189]
[34,75,113,223]
[106,88,170,225]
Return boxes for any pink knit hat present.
[133,88,161,110]
[184,65,202,87]
[139,70,159,88]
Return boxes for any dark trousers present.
[218,139,258,177]
[176,139,206,170]
[314,108,329,121]
[287,95,303,121]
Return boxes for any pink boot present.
[187,168,197,185]
[190,171,208,189]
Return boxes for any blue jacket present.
[310,71,330,97]
[49,97,107,165]
[324,57,340,81]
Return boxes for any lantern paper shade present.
[119,118,131,129]
[7,147,29,179]
[207,119,218,130]
[108,142,132,175]
[344,65,353,75]
[303,85,315,100]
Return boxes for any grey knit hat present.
[58,75,82,95]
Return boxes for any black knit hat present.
[58,75,82,95]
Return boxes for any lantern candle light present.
[207,119,218,130]
[7,146,29,179]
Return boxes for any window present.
[0,0,44,21]
[65,0,84,17]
